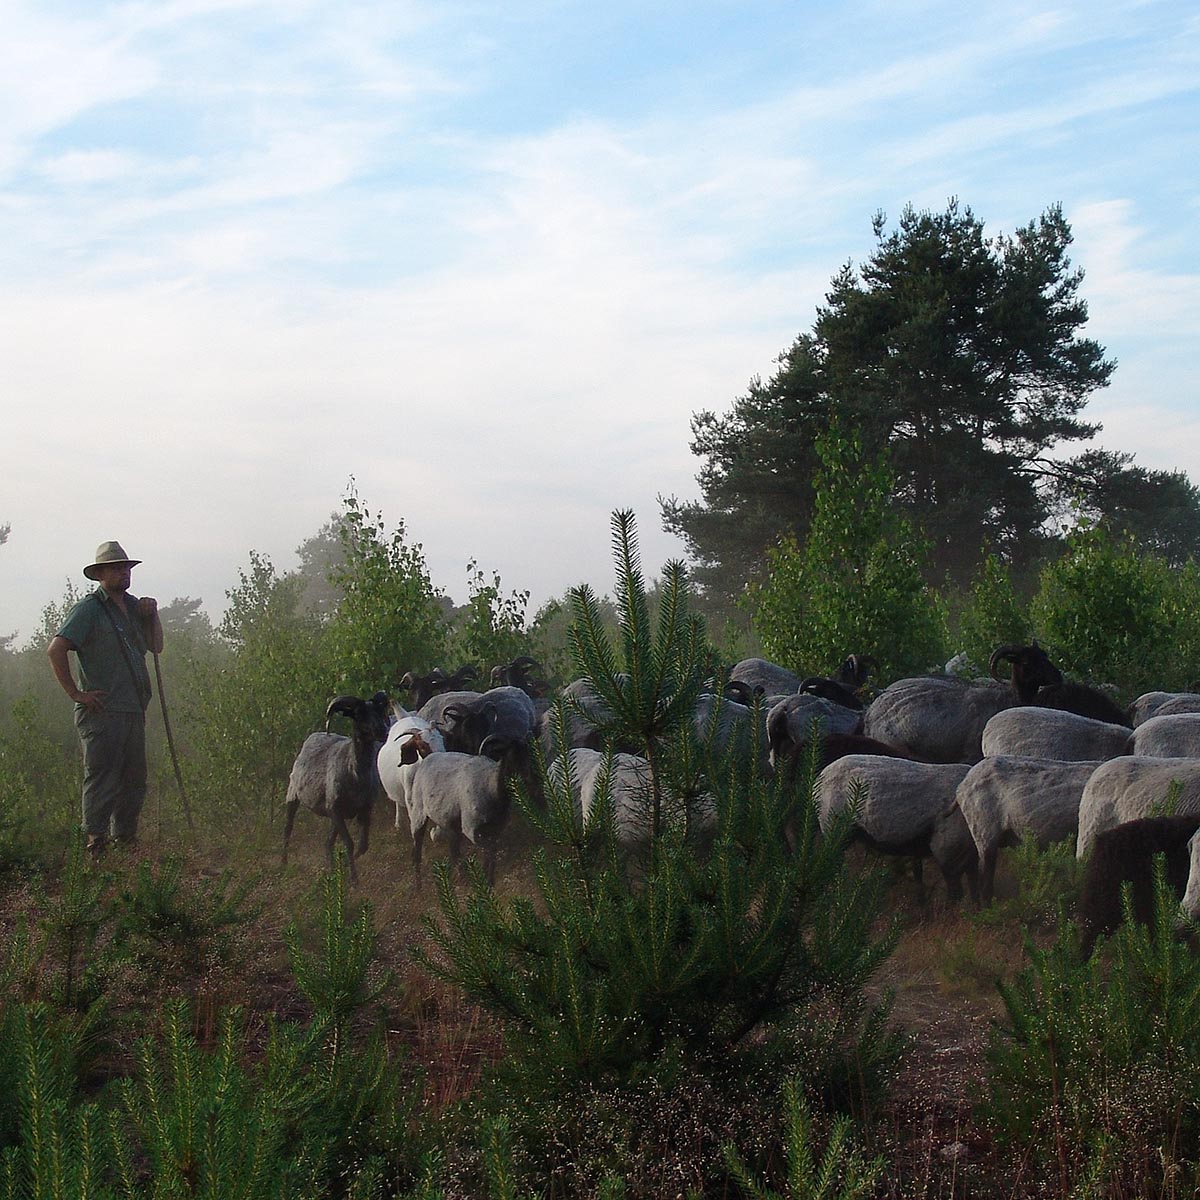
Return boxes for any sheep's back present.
[1076,756,1200,858]
[818,755,971,842]
[956,756,1099,856]
[981,707,1130,762]
[1130,713,1200,759]
[863,676,1014,763]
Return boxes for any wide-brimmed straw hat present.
[83,541,142,581]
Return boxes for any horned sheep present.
[282,693,391,882]
[405,742,532,883]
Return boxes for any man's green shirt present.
[58,588,153,713]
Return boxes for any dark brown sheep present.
[1076,814,1200,955]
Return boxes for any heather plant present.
[420,511,899,1192]
[750,427,946,681]
[985,864,1200,1194]
[109,854,260,978]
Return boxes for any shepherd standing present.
[48,541,164,857]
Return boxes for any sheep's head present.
[325,694,391,743]
[989,641,1063,701]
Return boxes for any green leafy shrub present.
[1031,521,1199,698]
[954,552,1033,677]
[0,696,81,864]
[750,427,946,681]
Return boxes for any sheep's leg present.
[282,800,299,865]
[979,845,999,906]
[411,822,426,886]
[356,807,371,859]
[327,815,358,883]
[482,840,497,886]
[447,828,463,877]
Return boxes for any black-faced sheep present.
[989,642,1131,728]
[282,693,391,881]
[1076,814,1200,955]
[419,685,537,756]
[405,741,533,883]
[400,665,478,712]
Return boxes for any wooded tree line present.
[661,199,1200,620]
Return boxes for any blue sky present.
[2,0,1197,642]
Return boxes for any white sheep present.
[548,747,716,853]
[955,756,1101,903]
[377,703,445,830]
[1075,756,1200,858]
[816,755,977,903]
[1129,713,1200,759]
[405,743,530,883]
[282,693,392,882]
[980,707,1131,762]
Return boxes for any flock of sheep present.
[279,648,1200,953]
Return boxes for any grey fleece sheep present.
[1129,713,1200,759]
[1076,814,1200,955]
[767,692,863,765]
[405,742,530,883]
[1182,827,1200,923]
[729,657,803,701]
[862,675,1016,764]
[817,755,978,903]
[1129,691,1200,726]
[980,707,1131,762]
[1075,756,1200,858]
[419,685,537,756]
[956,756,1101,903]
[282,693,392,882]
